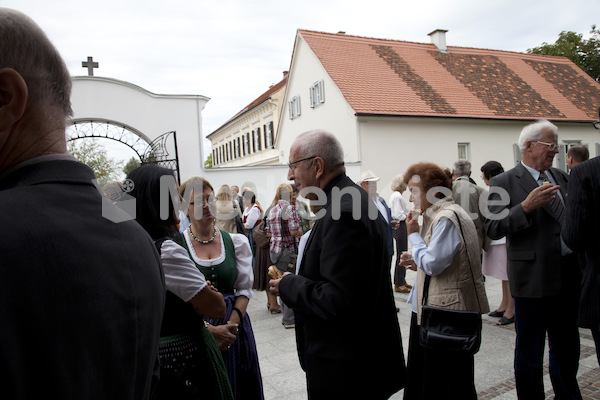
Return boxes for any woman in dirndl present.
[127,164,233,400]
[180,176,264,400]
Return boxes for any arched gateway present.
[66,119,181,183]
[69,76,209,184]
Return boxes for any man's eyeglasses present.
[288,156,316,171]
[535,141,562,151]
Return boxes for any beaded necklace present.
[189,225,217,244]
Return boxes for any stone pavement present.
[247,269,600,399]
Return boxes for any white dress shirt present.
[389,191,410,221]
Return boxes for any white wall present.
[196,163,362,209]
[277,37,359,163]
[358,117,600,201]
[71,77,209,181]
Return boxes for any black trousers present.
[305,355,400,400]
[393,221,408,286]
[403,312,476,400]
[513,265,582,399]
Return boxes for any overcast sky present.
[2,0,598,163]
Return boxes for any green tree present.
[67,139,124,184]
[204,153,213,168]
[123,156,141,176]
[528,25,600,81]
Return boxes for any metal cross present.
[82,56,99,76]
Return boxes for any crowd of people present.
[3,7,600,400]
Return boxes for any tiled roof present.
[299,30,600,121]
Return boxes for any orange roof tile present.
[299,30,600,121]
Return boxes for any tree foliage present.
[123,156,141,176]
[527,25,600,81]
[204,153,213,168]
[67,139,124,184]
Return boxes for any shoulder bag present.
[274,205,298,275]
[252,207,271,249]
[419,211,483,355]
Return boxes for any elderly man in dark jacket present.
[269,129,406,399]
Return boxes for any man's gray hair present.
[453,159,471,177]
[295,130,345,172]
[517,119,558,151]
[0,8,72,117]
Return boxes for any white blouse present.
[160,240,208,303]
[243,204,261,230]
[182,229,255,299]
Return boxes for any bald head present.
[0,8,72,170]
[0,8,72,117]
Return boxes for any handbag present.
[274,205,298,275]
[275,248,297,274]
[252,207,271,249]
[418,210,483,355]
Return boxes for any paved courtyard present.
[246,269,600,399]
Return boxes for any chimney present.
[283,71,289,78]
[428,29,448,53]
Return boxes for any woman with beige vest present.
[400,163,489,400]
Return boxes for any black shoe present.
[497,316,514,326]
[489,310,505,318]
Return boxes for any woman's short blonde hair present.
[390,174,406,193]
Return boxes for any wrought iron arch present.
[143,131,181,185]
[65,119,181,184]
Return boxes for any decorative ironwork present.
[66,120,151,160]
[143,131,181,185]
[65,119,180,184]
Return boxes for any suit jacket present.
[452,177,489,251]
[562,156,600,329]
[279,173,406,396]
[377,195,395,258]
[485,162,574,298]
[0,158,165,399]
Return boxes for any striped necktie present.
[538,171,565,224]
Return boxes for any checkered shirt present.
[265,200,300,254]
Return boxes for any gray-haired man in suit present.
[485,120,582,400]
[269,130,407,399]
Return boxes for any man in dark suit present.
[562,142,600,364]
[269,130,406,398]
[485,120,582,400]
[0,9,165,398]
